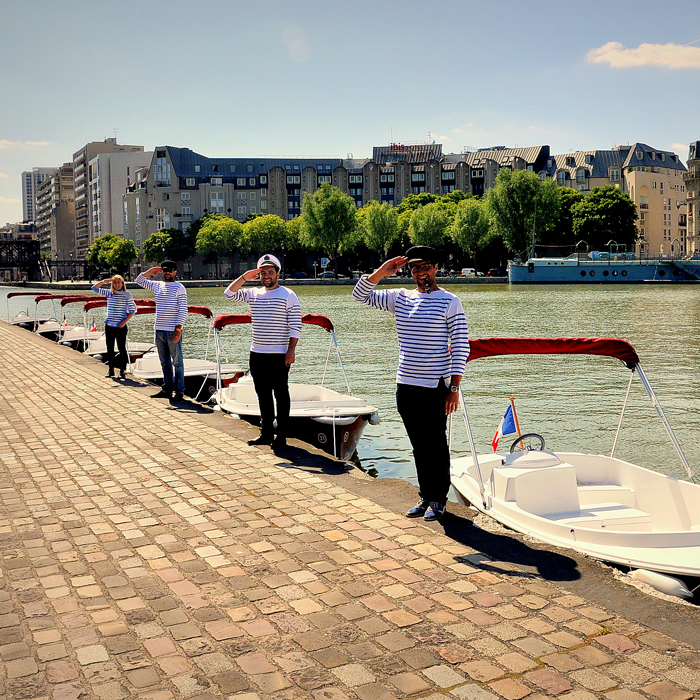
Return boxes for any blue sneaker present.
[405,500,429,518]
[424,502,445,521]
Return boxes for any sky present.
[2,0,700,225]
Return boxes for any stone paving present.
[0,320,699,700]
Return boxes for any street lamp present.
[69,251,74,281]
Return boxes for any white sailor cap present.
[257,254,281,270]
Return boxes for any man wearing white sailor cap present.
[224,254,302,449]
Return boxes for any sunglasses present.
[410,263,434,274]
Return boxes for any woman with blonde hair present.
[91,275,137,378]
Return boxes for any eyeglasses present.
[410,263,434,274]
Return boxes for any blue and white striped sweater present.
[91,287,137,327]
[224,286,302,354]
[352,276,469,387]
[135,275,188,331]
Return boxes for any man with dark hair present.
[136,260,188,400]
[352,246,470,521]
[224,254,302,449]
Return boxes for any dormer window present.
[636,150,643,159]
[585,154,593,164]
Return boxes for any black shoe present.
[119,370,126,380]
[107,369,115,378]
[248,434,274,446]
[271,436,287,449]
[405,500,429,518]
[173,392,184,401]
[424,502,446,521]
[152,390,172,399]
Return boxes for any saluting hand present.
[242,268,261,282]
[368,256,409,284]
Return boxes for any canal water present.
[4,283,700,488]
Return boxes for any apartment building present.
[73,139,146,258]
[21,167,55,223]
[122,143,549,250]
[35,163,75,260]
[684,141,700,255]
[540,143,687,256]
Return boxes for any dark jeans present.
[396,380,451,505]
[155,330,185,394]
[249,352,290,438]
[104,324,128,371]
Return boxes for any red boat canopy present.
[7,291,43,299]
[213,313,334,333]
[136,299,156,306]
[188,306,213,319]
[467,337,640,369]
[60,295,100,306]
[83,299,155,314]
[35,294,73,303]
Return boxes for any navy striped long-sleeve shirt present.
[135,275,188,331]
[352,275,470,388]
[91,286,137,327]
[224,285,302,354]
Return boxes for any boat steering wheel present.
[509,433,546,453]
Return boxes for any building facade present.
[21,167,55,223]
[540,143,687,256]
[35,163,75,262]
[684,141,700,255]
[73,139,146,259]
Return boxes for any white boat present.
[213,313,380,461]
[32,293,79,341]
[129,305,244,401]
[81,298,156,362]
[450,337,700,578]
[6,291,52,330]
[57,294,104,351]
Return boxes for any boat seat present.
[577,485,635,507]
[558,502,651,531]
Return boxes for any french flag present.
[492,405,517,452]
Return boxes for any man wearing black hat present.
[224,254,302,449]
[136,261,188,400]
[352,246,469,521]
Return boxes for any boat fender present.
[630,569,692,598]
[369,412,381,426]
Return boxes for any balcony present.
[639,203,648,209]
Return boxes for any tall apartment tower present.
[684,141,700,255]
[35,163,75,260]
[73,138,146,258]
[21,167,55,223]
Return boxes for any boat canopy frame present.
[457,337,694,509]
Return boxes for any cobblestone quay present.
[1,319,699,700]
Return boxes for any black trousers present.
[396,379,451,505]
[104,324,128,371]
[249,352,290,438]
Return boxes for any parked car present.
[292,271,309,278]
[487,268,502,276]
[461,268,476,277]
[319,271,337,278]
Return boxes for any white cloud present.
[282,25,310,63]
[0,197,20,204]
[453,128,465,134]
[0,172,8,178]
[586,41,700,69]
[673,142,689,154]
[438,135,450,142]
[0,140,50,149]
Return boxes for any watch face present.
[450,385,459,392]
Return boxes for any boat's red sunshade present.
[35,294,72,303]
[7,291,43,299]
[214,313,334,333]
[137,299,156,306]
[188,306,213,319]
[60,295,100,306]
[467,337,640,369]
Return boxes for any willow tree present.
[301,184,357,273]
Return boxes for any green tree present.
[86,234,138,275]
[242,215,287,256]
[407,202,451,250]
[450,198,491,271]
[360,201,399,258]
[195,214,242,278]
[142,228,195,264]
[487,169,560,258]
[541,187,585,248]
[441,189,470,205]
[285,215,306,251]
[395,192,440,213]
[571,185,639,251]
[301,184,357,273]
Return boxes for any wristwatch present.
[449,384,459,393]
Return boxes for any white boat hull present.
[131,353,244,401]
[451,449,700,577]
[84,339,156,362]
[215,376,379,461]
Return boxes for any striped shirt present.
[91,286,137,327]
[352,275,470,388]
[225,285,302,354]
[135,275,188,331]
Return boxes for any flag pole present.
[510,397,524,451]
